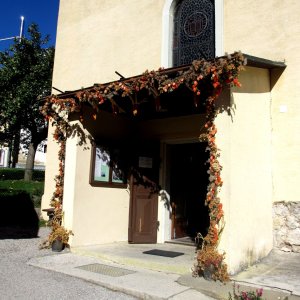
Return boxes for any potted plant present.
[48,223,73,252]
[193,232,229,282]
[196,245,228,281]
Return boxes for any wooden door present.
[128,141,159,244]
[129,180,158,243]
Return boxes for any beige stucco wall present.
[41,124,60,220]
[53,0,166,92]
[217,67,273,273]
[224,0,300,202]
[63,119,131,246]
[138,114,206,140]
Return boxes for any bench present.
[42,208,55,221]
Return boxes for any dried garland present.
[193,94,229,282]
[41,52,245,278]
[50,127,65,223]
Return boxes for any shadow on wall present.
[0,190,39,239]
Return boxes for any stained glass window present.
[173,0,215,66]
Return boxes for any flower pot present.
[203,264,216,281]
[51,239,65,252]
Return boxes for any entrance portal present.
[168,143,209,241]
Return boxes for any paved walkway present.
[28,242,300,300]
[0,228,134,299]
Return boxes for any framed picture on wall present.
[90,145,127,187]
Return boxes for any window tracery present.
[173,0,215,66]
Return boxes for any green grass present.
[0,180,44,195]
[39,219,48,227]
[0,180,44,208]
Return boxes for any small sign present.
[139,156,153,168]
[279,105,287,113]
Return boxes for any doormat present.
[143,249,184,258]
[76,263,135,277]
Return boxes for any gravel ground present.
[0,227,136,300]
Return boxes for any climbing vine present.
[40,52,246,280]
[193,94,229,281]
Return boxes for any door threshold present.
[165,236,195,247]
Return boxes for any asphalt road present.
[0,227,136,300]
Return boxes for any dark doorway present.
[168,142,209,240]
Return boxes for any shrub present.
[0,168,45,181]
[0,168,24,180]
[32,170,45,181]
[0,181,44,207]
[0,190,39,227]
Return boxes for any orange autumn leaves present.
[203,108,225,248]
[49,126,66,226]
[194,72,231,282]
[40,52,245,119]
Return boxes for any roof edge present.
[244,54,286,69]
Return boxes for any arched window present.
[172,0,215,66]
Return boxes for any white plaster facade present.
[42,0,299,273]
[0,146,9,167]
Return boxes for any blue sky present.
[0,0,59,52]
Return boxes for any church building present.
[41,0,300,273]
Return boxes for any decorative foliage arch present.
[41,52,246,281]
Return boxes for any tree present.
[0,23,54,180]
